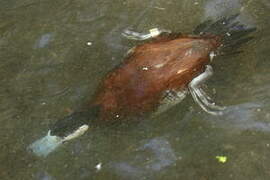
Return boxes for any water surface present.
[0,0,270,179]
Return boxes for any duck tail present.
[193,14,256,55]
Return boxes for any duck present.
[29,14,255,157]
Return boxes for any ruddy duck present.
[29,14,255,157]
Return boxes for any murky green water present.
[0,0,269,179]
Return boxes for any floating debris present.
[86,42,92,46]
[216,156,227,163]
[95,163,102,171]
[154,7,165,10]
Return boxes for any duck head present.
[28,105,100,157]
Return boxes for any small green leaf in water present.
[216,156,227,163]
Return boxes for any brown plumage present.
[92,34,221,120]
[87,14,256,122]
[30,15,256,158]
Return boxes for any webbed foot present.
[188,65,226,115]
[122,28,171,40]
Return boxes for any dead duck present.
[29,14,255,157]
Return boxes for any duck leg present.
[122,28,171,40]
[188,65,226,115]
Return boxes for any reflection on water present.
[204,0,241,18]
[110,137,177,179]
[34,33,54,49]
[35,171,55,180]
[0,0,270,179]
[204,0,256,29]
[207,102,270,131]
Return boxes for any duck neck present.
[50,105,101,138]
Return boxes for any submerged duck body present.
[93,35,219,119]
[29,15,255,157]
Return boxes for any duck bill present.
[28,131,64,157]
